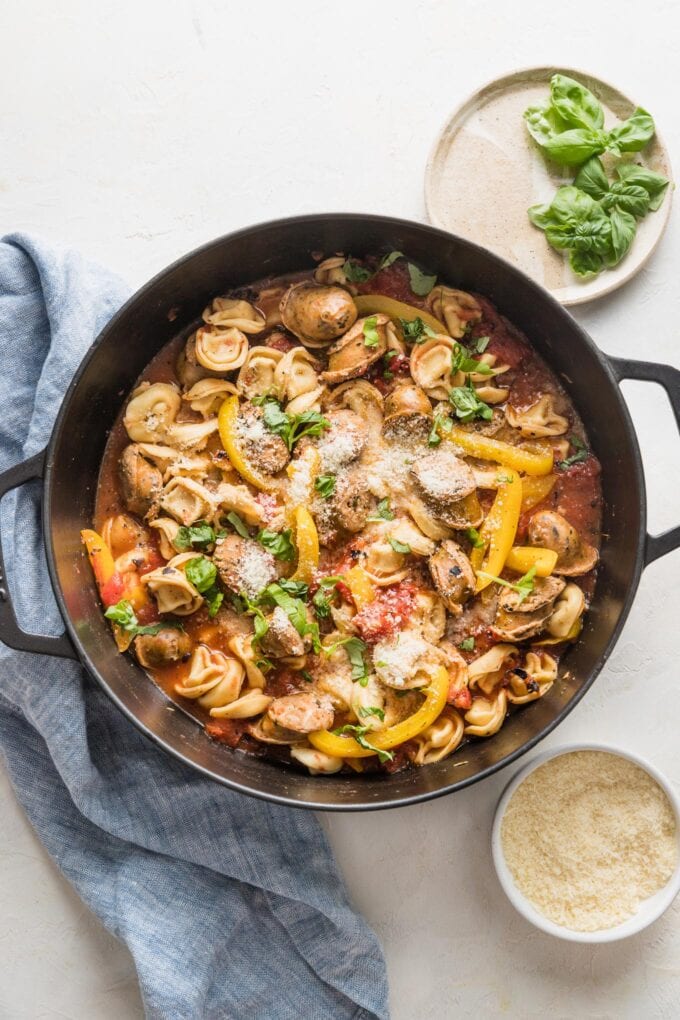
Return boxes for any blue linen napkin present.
[0,234,389,1020]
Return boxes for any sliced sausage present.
[119,444,163,518]
[428,540,476,614]
[267,692,335,733]
[134,627,193,668]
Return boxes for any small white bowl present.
[492,743,680,942]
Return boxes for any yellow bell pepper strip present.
[344,565,375,610]
[285,445,320,526]
[353,294,446,335]
[290,506,319,583]
[444,426,554,477]
[309,666,449,759]
[505,546,558,577]
[521,473,556,511]
[470,468,522,592]
[218,395,277,492]
[80,529,115,589]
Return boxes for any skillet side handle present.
[0,450,77,659]
[609,356,680,567]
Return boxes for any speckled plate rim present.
[491,742,680,942]
[425,65,674,306]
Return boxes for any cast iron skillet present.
[0,215,679,811]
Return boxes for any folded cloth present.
[0,234,389,1020]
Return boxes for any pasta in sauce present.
[89,253,601,776]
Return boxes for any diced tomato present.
[355,262,420,304]
[205,718,249,748]
[352,580,417,643]
[335,580,355,608]
[448,684,472,711]
[99,572,129,608]
[266,332,297,353]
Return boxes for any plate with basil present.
[425,66,673,305]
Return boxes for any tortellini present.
[506,651,557,705]
[210,689,273,719]
[274,346,320,403]
[409,335,461,400]
[150,516,181,559]
[124,382,181,443]
[160,477,217,526]
[175,645,245,711]
[505,395,569,438]
[228,635,268,689]
[202,297,266,334]
[464,690,508,737]
[410,708,465,765]
[237,346,284,400]
[166,418,219,451]
[290,746,344,775]
[547,583,585,638]
[363,538,410,586]
[427,286,482,339]
[313,255,354,289]
[184,378,238,417]
[325,379,384,437]
[467,643,518,696]
[142,552,203,615]
[194,325,249,374]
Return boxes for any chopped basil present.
[104,599,184,637]
[262,399,330,451]
[362,315,380,348]
[260,583,320,651]
[466,527,485,550]
[449,380,493,423]
[459,636,476,651]
[331,724,394,763]
[357,705,386,722]
[224,511,250,538]
[256,527,295,562]
[315,474,336,498]
[399,317,436,344]
[451,342,493,376]
[471,335,490,353]
[495,473,514,484]
[428,409,453,447]
[477,565,537,606]
[173,520,216,551]
[367,498,395,522]
[185,556,217,593]
[255,656,273,673]
[301,670,315,683]
[374,660,388,668]
[388,536,411,555]
[311,576,343,618]
[342,258,372,283]
[379,250,404,269]
[407,263,437,296]
[276,578,309,598]
[557,435,589,470]
[324,636,369,685]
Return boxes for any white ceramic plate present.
[425,67,673,305]
[492,743,680,942]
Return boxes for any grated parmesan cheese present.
[236,542,275,598]
[316,428,362,473]
[501,751,678,932]
[373,632,433,689]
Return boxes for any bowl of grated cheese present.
[492,744,680,942]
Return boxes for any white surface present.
[491,745,680,943]
[2,1,680,1017]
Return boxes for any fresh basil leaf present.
[256,527,295,561]
[573,156,609,200]
[449,381,493,422]
[104,599,183,637]
[262,401,330,451]
[261,583,320,651]
[549,74,604,131]
[388,536,411,555]
[367,498,395,522]
[607,108,655,154]
[276,578,309,598]
[357,705,386,722]
[542,127,607,166]
[477,565,537,605]
[451,342,493,376]
[363,315,380,348]
[615,163,670,211]
[459,636,475,652]
[205,587,224,618]
[330,723,393,762]
[569,249,603,277]
[399,317,436,344]
[185,556,218,594]
[339,637,369,684]
[556,435,589,469]
[342,258,372,283]
[533,187,612,257]
[466,527,484,549]
[225,511,250,538]
[379,250,404,269]
[471,335,490,354]
[601,181,650,218]
[173,520,216,551]
[314,474,336,498]
[301,669,314,683]
[407,263,437,296]
[262,399,290,435]
[606,207,637,266]
[523,101,570,147]
[428,409,452,448]
[255,656,274,673]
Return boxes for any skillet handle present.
[609,356,680,567]
[0,450,77,659]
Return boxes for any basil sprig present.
[104,599,184,636]
[477,566,537,606]
[185,556,224,617]
[331,723,394,762]
[262,399,330,451]
[449,379,493,423]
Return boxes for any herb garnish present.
[256,527,295,561]
[388,536,411,555]
[367,498,395,522]
[315,474,337,498]
[451,342,493,376]
[466,527,485,550]
[357,705,386,722]
[557,435,589,470]
[311,576,343,618]
[428,409,453,447]
[185,556,224,617]
[342,258,372,283]
[324,636,369,685]
[399,317,436,344]
[262,399,330,451]
[173,521,216,551]
[331,724,394,762]
[407,263,437,296]
[449,380,493,423]
[477,566,538,606]
[362,315,380,348]
[459,636,476,652]
[224,511,250,538]
[104,599,184,636]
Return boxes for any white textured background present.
[2,1,680,1017]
